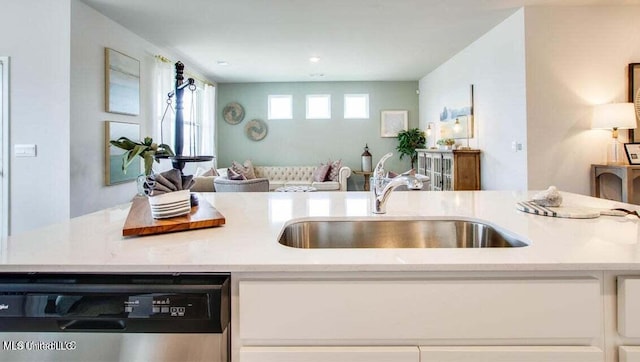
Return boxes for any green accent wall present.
[217,81,419,190]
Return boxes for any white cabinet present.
[236,275,604,362]
[618,277,640,362]
[420,346,603,361]
[620,346,640,362]
[239,345,603,362]
[416,149,480,190]
[239,278,600,342]
[240,346,419,362]
[618,277,640,337]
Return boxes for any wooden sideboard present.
[591,164,640,205]
[416,149,481,191]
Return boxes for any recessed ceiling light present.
[309,57,321,63]
[217,60,229,66]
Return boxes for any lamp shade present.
[592,102,637,130]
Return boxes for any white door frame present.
[0,57,9,237]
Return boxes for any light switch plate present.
[511,141,523,152]
[14,144,36,157]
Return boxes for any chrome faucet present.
[371,152,424,214]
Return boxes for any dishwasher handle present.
[58,319,126,331]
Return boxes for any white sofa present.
[254,166,351,191]
[190,165,352,192]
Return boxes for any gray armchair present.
[213,177,270,192]
[190,176,216,192]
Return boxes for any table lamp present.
[453,117,471,150]
[592,103,637,164]
[426,123,433,148]
[361,144,372,172]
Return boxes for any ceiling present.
[81,0,639,83]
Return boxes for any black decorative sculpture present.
[160,62,213,173]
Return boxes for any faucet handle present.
[399,169,416,176]
[374,152,393,179]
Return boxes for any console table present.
[416,149,481,191]
[352,170,373,191]
[591,164,640,204]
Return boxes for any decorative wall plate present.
[245,119,268,141]
[223,102,245,125]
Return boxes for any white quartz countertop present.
[1,190,639,273]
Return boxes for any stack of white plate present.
[148,190,191,219]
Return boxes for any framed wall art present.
[105,121,141,185]
[629,63,640,142]
[439,84,474,139]
[105,48,140,116]
[625,143,640,165]
[380,110,408,137]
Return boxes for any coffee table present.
[275,186,317,192]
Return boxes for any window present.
[306,94,331,119]
[170,81,215,157]
[181,87,200,155]
[344,94,369,119]
[180,84,215,156]
[268,95,293,119]
[154,58,216,160]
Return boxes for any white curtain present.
[152,57,217,171]
[152,58,175,149]
[202,83,216,167]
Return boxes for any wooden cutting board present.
[123,196,225,236]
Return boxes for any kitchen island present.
[1,190,640,362]
[1,190,638,272]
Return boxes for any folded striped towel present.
[144,169,195,196]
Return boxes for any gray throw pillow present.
[231,160,256,179]
[227,167,247,180]
[326,159,342,181]
[312,164,331,182]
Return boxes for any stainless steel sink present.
[278,219,528,248]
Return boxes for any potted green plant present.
[436,138,456,150]
[396,128,426,169]
[109,136,174,176]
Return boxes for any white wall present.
[419,9,527,190]
[524,6,640,195]
[71,0,156,217]
[0,0,71,234]
[70,0,211,217]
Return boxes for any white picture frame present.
[380,110,408,138]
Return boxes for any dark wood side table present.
[591,164,640,204]
[352,170,373,191]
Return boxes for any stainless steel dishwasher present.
[0,273,230,362]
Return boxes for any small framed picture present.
[105,120,141,185]
[380,110,408,138]
[105,48,140,116]
[624,143,640,164]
